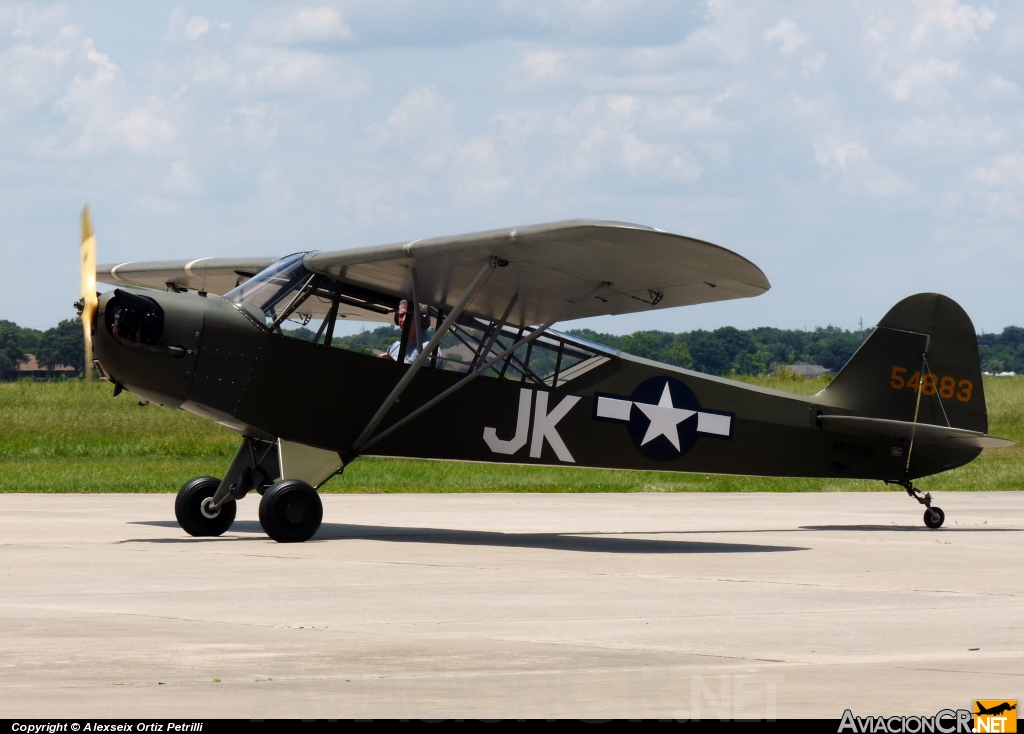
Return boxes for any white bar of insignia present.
[697,412,731,436]
[596,396,632,421]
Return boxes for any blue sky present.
[1,1,1022,335]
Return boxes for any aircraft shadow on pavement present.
[128,520,806,554]
[799,525,1020,532]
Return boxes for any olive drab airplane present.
[76,207,1012,542]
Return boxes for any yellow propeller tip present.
[81,204,93,243]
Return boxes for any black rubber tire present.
[259,480,323,543]
[175,476,236,537]
[924,506,945,529]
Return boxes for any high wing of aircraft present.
[81,212,1011,542]
[97,219,770,326]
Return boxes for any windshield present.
[224,253,309,327]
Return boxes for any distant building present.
[1,354,78,381]
[781,364,832,378]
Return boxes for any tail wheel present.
[924,507,945,529]
[175,476,236,537]
[259,480,323,543]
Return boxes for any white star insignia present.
[634,382,696,451]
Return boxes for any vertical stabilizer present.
[821,293,986,434]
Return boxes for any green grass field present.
[1,375,1022,493]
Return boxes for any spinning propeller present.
[79,205,97,385]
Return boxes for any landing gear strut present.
[888,478,944,529]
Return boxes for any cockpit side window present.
[224,261,615,386]
[434,317,614,387]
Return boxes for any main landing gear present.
[258,480,323,543]
[175,476,323,543]
[887,478,945,529]
[175,476,237,537]
[175,437,339,542]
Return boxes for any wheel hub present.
[285,500,306,524]
[200,497,221,519]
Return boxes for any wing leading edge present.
[96,256,279,297]
[304,219,770,327]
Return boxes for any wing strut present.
[411,268,423,356]
[471,293,518,372]
[358,281,610,453]
[350,259,499,453]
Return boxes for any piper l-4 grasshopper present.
[77,209,1011,542]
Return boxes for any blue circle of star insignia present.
[626,377,702,461]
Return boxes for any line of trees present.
[307,323,874,376]
[319,323,1024,376]
[572,325,1024,375]
[577,325,1024,375]
[4,317,1023,378]
[0,319,86,374]
[288,325,399,356]
[977,327,1024,374]
[567,325,872,375]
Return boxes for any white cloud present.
[814,137,913,197]
[764,19,807,55]
[890,58,959,101]
[119,108,177,154]
[975,75,1021,103]
[908,0,995,46]
[764,18,825,75]
[0,23,76,117]
[248,7,354,45]
[893,115,1003,149]
[3,1,1024,334]
[560,95,704,184]
[969,153,1024,218]
[506,46,600,93]
[164,160,203,196]
[370,86,450,146]
[230,104,282,150]
[165,8,230,43]
[521,48,566,78]
[970,154,1024,187]
[679,0,761,65]
[236,46,367,99]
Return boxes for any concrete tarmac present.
[0,492,1021,719]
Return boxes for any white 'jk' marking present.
[483,388,580,463]
[530,391,580,462]
[483,389,532,455]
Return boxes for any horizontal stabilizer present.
[821,415,1013,449]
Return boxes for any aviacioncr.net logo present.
[839,709,973,733]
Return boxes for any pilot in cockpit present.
[381,300,433,364]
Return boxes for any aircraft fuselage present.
[93,289,979,483]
